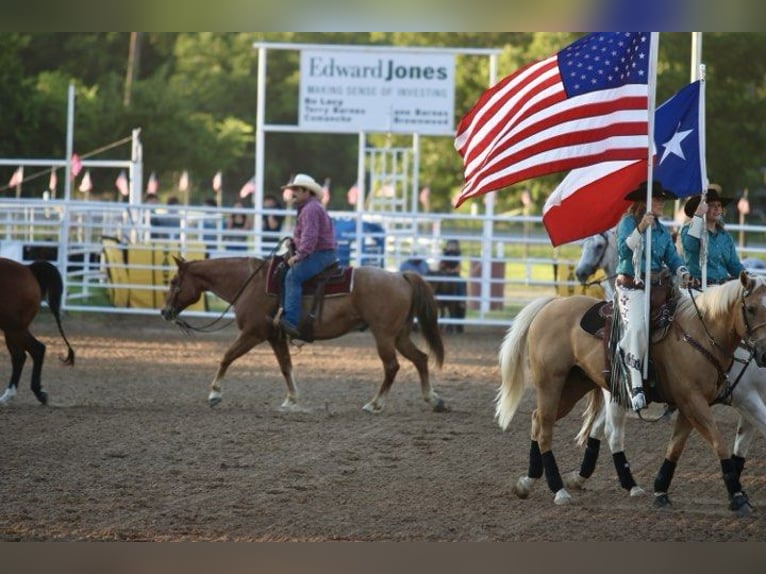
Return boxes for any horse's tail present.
[495,296,555,431]
[575,388,605,447]
[403,272,445,368]
[28,260,76,366]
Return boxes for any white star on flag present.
[659,127,692,164]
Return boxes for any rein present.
[173,257,269,334]
[679,286,756,405]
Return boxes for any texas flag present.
[542,80,704,246]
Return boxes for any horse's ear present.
[173,255,185,268]
[740,269,753,292]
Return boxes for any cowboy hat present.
[683,184,733,218]
[281,173,323,196]
[623,180,676,202]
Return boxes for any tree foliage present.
[2,33,765,212]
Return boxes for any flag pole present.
[642,32,660,381]
[691,31,710,289]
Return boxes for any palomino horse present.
[161,256,446,413]
[496,272,766,514]
[0,258,75,405]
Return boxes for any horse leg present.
[0,333,27,405]
[207,331,263,407]
[534,387,573,505]
[604,400,643,495]
[513,415,543,499]
[267,336,300,410]
[729,363,766,481]
[651,413,688,509]
[362,338,399,414]
[24,331,48,405]
[393,333,446,412]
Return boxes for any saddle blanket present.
[265,257,354,296]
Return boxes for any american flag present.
[454,32,653,207]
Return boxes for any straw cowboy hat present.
[683,184,733,218]
[281,173,323,196]
[624,180,676,202]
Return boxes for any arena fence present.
[2,197,765,329]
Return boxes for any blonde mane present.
[675,275,766,323]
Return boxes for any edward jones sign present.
[298,50,455,135]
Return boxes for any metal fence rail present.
[2,198,765,329]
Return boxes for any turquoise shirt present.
[680,221,744,283]
[616,214,684,278]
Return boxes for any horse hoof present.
[553,489,573,505]
[362,402,382,414]
[629,486,646,497]
[730,493,754,516]
[432,398,449,412]
[653,493,672,508]
[512,476,536,499]
[209,396,222,407]
[563,471,586,491]
[36,390,49,406]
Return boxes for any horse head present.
[161,255,201,322]
[738,271,766,367]
[575,230,617,289]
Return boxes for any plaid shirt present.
[293,196,337,261]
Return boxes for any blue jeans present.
[283,249,338,327]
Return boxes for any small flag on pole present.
[321,177,331,207]
[146,171,158,195]
[8,166,23,187]
[115,170,129,196]
[347,183,359,206]
[79,170,93,193]
[48,169,57,192]
[178,170,189,192]
[239,177,255,198]
[71,154,82,178]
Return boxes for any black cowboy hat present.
[683,184,733,218]
[623,181,676,202]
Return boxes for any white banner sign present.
[299,50,455,135]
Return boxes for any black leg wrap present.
[579,437,600,479]
[721,458,742,497]
[732,454,746,479]
[541,450,564,493]
[528,440,543,479]
[653,458,676,494]
[612,451,637,491]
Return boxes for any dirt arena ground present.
[1,312,765,542]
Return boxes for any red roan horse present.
[0,258,75,405]
[161,256,446,413]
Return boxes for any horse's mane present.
[675,276,766,322]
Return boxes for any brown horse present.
[160,256,447,413]
[496,272,766,514]
[0,258,75,405]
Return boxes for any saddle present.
[265,255,354,342]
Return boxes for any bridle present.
[583,231,617,288]
[739,283,766,351]
[166,259,266,334]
